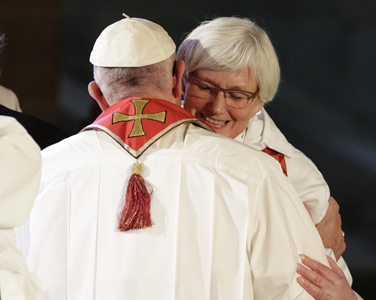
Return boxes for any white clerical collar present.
[235,111,266,150]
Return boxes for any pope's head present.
[88,14,185,111]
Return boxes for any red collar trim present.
[82,97,207,158]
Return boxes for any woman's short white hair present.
[177,17,280,103]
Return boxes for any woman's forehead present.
[191,68,258,90]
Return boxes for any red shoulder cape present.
[82,97,210,158]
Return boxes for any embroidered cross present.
[112,100,167,138]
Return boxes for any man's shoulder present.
[185,125,278,179]
[42,131,90,154]
[192,125,269,156]
[41,130,102,167]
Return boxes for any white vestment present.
[235,108,329,224]
[0,116,48,299]
[26,108,333,300]
[236,108,362,298]
[0,85,22,112]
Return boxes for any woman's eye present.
[198,85,212,91]
[229,92,245,100]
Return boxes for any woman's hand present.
[297,254,358,300]
[315,197,346,260]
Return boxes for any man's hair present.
[93,54,175,105]
[0,33,6,54]
[177,17,280,103]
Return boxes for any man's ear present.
[88,81,109,111]
[172,60,185,104]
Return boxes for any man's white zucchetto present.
[89,14,176,67]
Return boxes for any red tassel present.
[118,161,153,231]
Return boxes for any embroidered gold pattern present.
[112,100,167,137]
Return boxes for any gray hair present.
[93,54,175,105]
[177,17,280,103]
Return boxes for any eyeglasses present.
[188,76,259,109]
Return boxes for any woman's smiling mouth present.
[202,114,229,126]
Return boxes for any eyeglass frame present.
[187,75,259,109]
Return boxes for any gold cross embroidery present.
[112,100,167,138]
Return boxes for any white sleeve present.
[0,116,48,299]
[287,149,355,286]
[286,148,330,225]
[0,116,41,228]
[249,162,330,299]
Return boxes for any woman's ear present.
[253,99,264,115]
[88,81,109,111]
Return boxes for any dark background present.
[0,0,375,297]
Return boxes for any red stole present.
[262,147,288,176]
[83,97,205,158]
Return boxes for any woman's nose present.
[209,91,227,114]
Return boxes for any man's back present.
[27,121,329,300]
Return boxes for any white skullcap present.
[90,14,176,67]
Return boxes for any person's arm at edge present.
[0,116,41,228]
